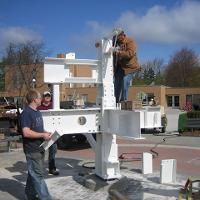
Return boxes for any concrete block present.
[109,189,128,200]
[0,140,9,152]
[83,174,108,191]
[142,152,153,174]
[0,133,5,140]
[160,159,176,184]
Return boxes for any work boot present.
[49,168,59,176]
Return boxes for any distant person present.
[184,101,192,112]
[38,91,59,176]
[149,98,156,106]
[20,89,52,200]
[113,28,140,103]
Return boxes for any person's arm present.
[23,127,52,141]
[118,38,136,59]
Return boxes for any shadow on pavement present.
[109,176,179,199]
[5,161,27,182]
[0,178,25,200]
[1,156,108,199]
[58,142,91,151]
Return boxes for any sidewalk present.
[0,134,200,200]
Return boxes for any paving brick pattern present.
[0,133,200,200]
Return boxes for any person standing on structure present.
[20,89,52,200]
[113,28,140,103]
[38,91,59,176]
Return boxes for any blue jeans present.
[114,68,134,103]
[25,152,52,200]
[48,143,57,170]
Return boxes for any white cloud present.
[66,21,114,58]
[85,0,200,45]
[0,26,42,50]
[116,1,200,44]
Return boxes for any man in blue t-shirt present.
[21,89,52,200]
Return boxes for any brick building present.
[1,63,200,109]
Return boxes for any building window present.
[174,96,179,107]
[186,95,192,103]
[167,95,179,107]
[186,94,200,110]
[146,93,154,103]
[67,95,73,101]
[193,94,200,108]
[0,66,5,91]
[167,96,172,107]
[88,84,94,88]
[81,94,88,103]
[137,92,154,105]
[70,83,74,88]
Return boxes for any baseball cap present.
[43,91,51,97]
[112,28,124,36]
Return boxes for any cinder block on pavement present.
[142,152,153,174]
[83,174,108,191]
[84,178,97,191]
[160,159,176,184]
[0,140,9,152]
[109,189,129,200]
[0,133,5,140]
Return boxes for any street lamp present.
[32,78,36,89]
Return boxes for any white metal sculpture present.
[41,36,161,180]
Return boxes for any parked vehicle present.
[0,97,16,110]
[56,101,88,149]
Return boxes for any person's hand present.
[43,132,52,141]
[104,47,120,55]
[112,46,120,52]
[109,47,120,54]
[95,42,101,48]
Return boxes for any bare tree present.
[165,48,200,87]
[142,58,164,74]
[140,58,165,85]
[2,41,46,96]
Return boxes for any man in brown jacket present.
[113,29,140,103]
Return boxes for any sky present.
[1,0,200,64]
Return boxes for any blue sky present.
[1,0,200,64]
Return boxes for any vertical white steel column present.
[95,39,120,179]
[52,84,60,110]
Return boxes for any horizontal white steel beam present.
[64,77,97,83]
[103,110,142,139]
[41,108,100,135]
[45,57,100,66]
[42,108,142,139]
[135,106,162,128]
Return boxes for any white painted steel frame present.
[102,109,141,138]
[44,58,99,84]
[136,106,162,129]
[42,108,100,135]
[41,108,142,143]
[42,38,143,180]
